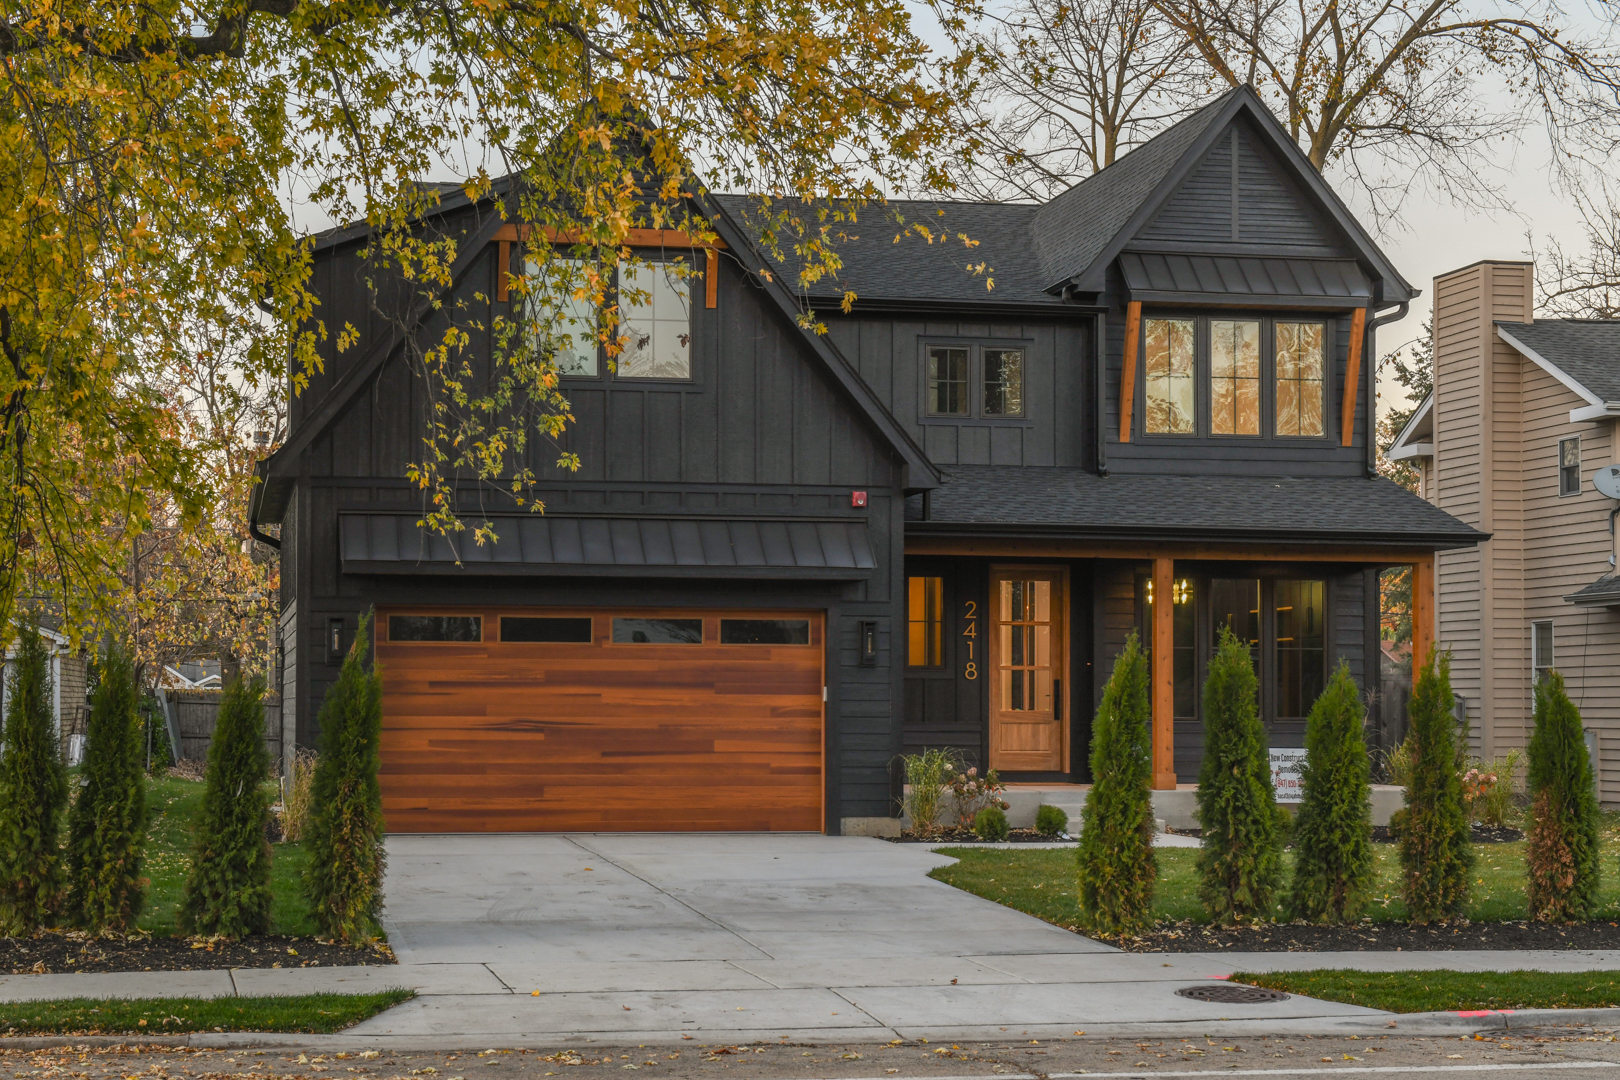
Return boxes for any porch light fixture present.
[858,620,879,666]
[327,617,345,662]
[1173,579,1192,605]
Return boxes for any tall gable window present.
[1210,320,1261,436]
[1275,322,1326,437]
[924,344,1025,419]
[927,346,969,415]
[618,261,691,379]
[1143,318,1195,434]
[526,257,599,377]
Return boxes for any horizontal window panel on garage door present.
[374,605,825,833]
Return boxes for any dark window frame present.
[907,576,945,668]
[551,253,699,384]
[1559,435,1581,497]
[1134,311,1336,443]
[919,339,1034,423]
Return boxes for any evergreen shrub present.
[1397,648,1473,923]
[0,620,68,935]
[303,613,387,944]
[1076,633,1156,936]
[1035,804,1068,837]
[180,676,274,937]
[1286,662,1374,924]
[972,805,1009,841]
[66,643,148,932]
[1524,670,1600,922]
[1195,626,1283,924]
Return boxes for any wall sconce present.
[1173,578,1192,605]
[858,620,878,666]
[327,617,345,663]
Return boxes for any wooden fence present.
[158,690,282,772]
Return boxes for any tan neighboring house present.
[1389,260,1620,802]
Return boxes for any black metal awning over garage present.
[339,513,877,579]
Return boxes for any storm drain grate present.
[1176,983,1290,1004]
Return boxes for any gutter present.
[902,519,1489,551]
[246,459,282,550]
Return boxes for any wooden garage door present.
[376,607,824,832]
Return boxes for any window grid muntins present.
[1144,318,1196,435]
[1532,620,1554,685]
[1559,437,1581,496]
[618,262,692,379]
[983,348,1025,417]
[999,579,1051,712]
[1210,320,1261,436]
[927,347,970,416]
[1275,322,1326,437]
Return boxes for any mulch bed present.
[887,827,1072,844]
[1107,918,1620,953]
[0,932,395,974]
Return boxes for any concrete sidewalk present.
[4,834,1619,1044]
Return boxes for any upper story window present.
[1559,436,1581,496]
[1532,620,1554,684]
[618,260,692,379]
[1140,314,1329,439]
[926,343,1026,419]
[526,257,600,377]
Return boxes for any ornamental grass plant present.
[303,613,387,944]
[1397,648,1473,924]
[0,619,68,935]
[179,676,274,937]
[1076,634,1156,936]
[66,643,148,933]
[1524,670,1600,922]
[1195,626,1283,924]
[1286,662,1374,924]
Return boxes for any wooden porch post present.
[1152,555,1176,790]
[1411,553,1435,687]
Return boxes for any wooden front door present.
[988,568,1067,772]
[376,607,824,832]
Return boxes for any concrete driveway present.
[348,833,1381,1044]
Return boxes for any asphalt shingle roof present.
[1497,320,1620,403]
[908,466,1484,545]
[1566,573,1620,606]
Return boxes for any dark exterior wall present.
[284,211,908,829]
[824,317,1094,471]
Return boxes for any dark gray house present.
[250,86,1481,834]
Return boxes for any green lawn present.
[929,812,1620,927]
[138,774,314,936]
[1231,970,1620,1013]
[0,990,414,1035]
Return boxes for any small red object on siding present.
[851,491,867,508]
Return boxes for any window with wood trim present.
[617,261,692,379]
[907,576,944,667]
[1143,318,1196,434]
[389,615,482,642]
[1275,322,1326,437]
[1559,436,1581,496]
[525,257,599,377]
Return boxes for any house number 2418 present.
[962,600,978,680]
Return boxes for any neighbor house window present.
[983,348,1025,416]
[1210,320,1261,436]
[526,257,599,376]
[927,347,969,416]
[1532,620,1554,685]
[617,261,691,379]
[908,576,944,666]
[1143,318,1196,434]
[1274,579,1325,718]
[389,615,482,642]
[1274,322,1326,437]
[1559,436,1581,496]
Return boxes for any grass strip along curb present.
[1231,970,1620,1013]
[0,990,414,1036]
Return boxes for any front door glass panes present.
[1209,578,1261,670]
[927,346,969,415]
[983,348,1025,416]
[1275,579,1325,718]
[1275,322,1326,437]
[1144,318,1196,434]
[908,576,944,666]
[1172,578,1196,718]
[1210,320,1261,435]
[618,261,691,379]
[526,257,599,376]
[998,579,1051,711]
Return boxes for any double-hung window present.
[925,344,1027,419]
[1532,620,1554,685]
[1139,315,1329,439]
[1559,436,1581,496]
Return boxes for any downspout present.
[1365,300,1410,479]
[247,459,282,550]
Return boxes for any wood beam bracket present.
[1119,301,1142,444]
[1340,306,1366,447]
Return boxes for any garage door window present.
[612,617,703,644]
[389,615,481,642]
[720,619,810,645]
[501,617,593,643]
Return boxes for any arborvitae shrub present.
[1398,648,1473,923]
[972,805,1009,841]
[1195,626,1283,924]
[180,676,274,937]
[0,620,68,935]
[304,613,386,944]
[1076,633,1156,936]
[67,643,148,932]
[1524,670,1599,922]
[1035,804,1068,837]
[1286,662,1375,924]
